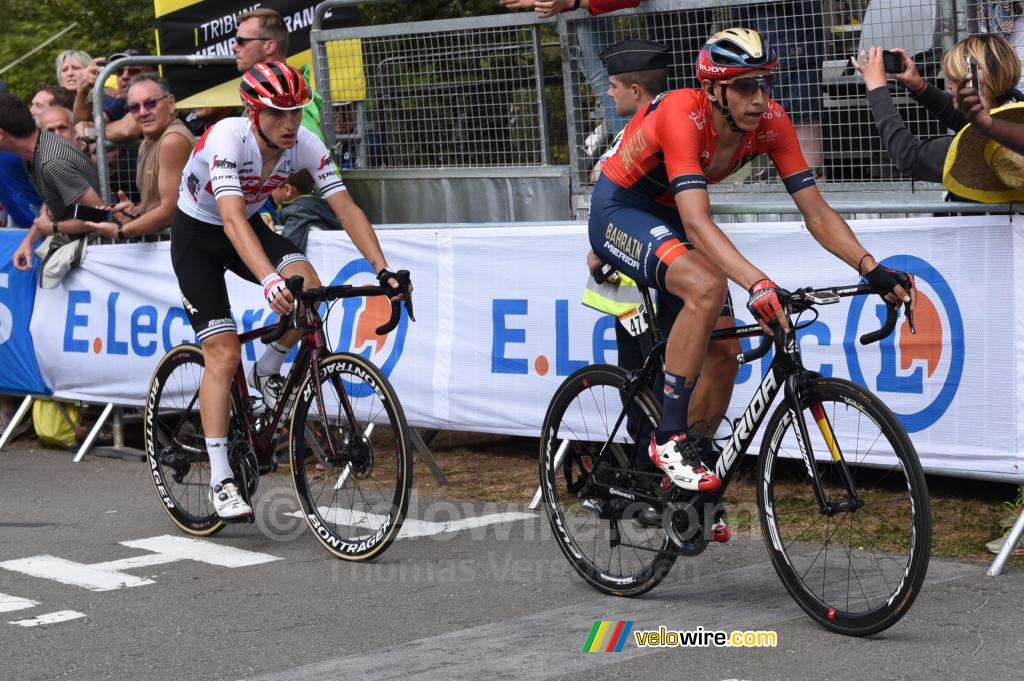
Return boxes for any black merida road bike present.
[145,273,415,561]
[539,282,931,636]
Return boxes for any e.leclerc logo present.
[325,258,408,388]
[845,255,964,432]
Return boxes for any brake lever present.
[904,300,916,335]
[403,295,416,323]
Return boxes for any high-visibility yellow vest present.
[582,273,643,317]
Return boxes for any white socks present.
[206,437,231,486]
[255,341,289,376]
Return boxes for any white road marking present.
[0,593,38,613]
[10,610,85,627]
[0,555,155,591]
[118,535,282,568]
[0,535,281,592]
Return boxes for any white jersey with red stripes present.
[177,116,345,224]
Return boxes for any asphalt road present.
[1,444,1021,681]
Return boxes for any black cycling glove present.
[377,267,399,289]
[864,264,913,298]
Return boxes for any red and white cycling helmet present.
[696,28,778,81]
[240,61,312,111]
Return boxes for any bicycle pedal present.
[220,512,254,525]
[581,497,609,519]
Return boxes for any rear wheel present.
[290,352,412,561]
[144,345,225,536]
[540,364,677,597]
[757,377,931,636]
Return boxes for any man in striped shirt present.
[0,93,112,271]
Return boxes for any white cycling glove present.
[261,273,288,306]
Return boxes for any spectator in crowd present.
[73,48,149,144]
[943,100,1024,203]
[38,107,78,146]
[84,73,196,240]
[270,169,342,253]
[501,0,643,152]
[0,129,37,428]
[184,106,237,137]
[590,39,670,180]
[0,151,42,228]
[234,9,327,141]
[30,85,75,120]
[55,50,91,93]
[0,93,109,271]
[976,1,1024,91]
[957,73,1024,156]
[331,102,356,169]
[732,1,827,174]
[852,34,1022,183]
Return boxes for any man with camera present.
[0,93,108,271]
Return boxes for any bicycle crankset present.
[229,436,260,502]
[664,497,714,556]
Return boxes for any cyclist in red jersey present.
[590,28,915,493]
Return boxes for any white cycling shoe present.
[649,433,722,493]
[249,366,285,412]
[209,480,252,520]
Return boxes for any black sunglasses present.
[722,75,775,97]
[235,36,273,46]
[127,95,170,114]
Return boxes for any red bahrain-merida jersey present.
[601,88,814,207]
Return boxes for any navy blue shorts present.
[589,177,733,317]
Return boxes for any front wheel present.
[290,352,412,561]
[757,377,931,636]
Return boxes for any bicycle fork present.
[785,374,864,516]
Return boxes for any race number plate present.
[618,303,649,337]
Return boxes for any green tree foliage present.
[0,1,513,99]
[0,0,155,99]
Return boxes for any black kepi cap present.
[599,39,671,75]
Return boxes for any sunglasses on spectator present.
[722,75,775,97]
[127,95,171,114]
[235,36,272,46]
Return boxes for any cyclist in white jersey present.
[170,61,407,520]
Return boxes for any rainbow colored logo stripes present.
[582,620,634,652]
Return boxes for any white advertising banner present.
[28,215,1023,480]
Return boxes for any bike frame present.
[232,308,334,472]
[591,284,890,516]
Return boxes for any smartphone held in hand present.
[72,204,112,223]
[882,50,903,74]
[965,55,980,89]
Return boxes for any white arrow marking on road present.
[0,555,156,591]
[0,535,281,592]
[0,593,38,613]
[285,509,535,540]
[10,610,86,627]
